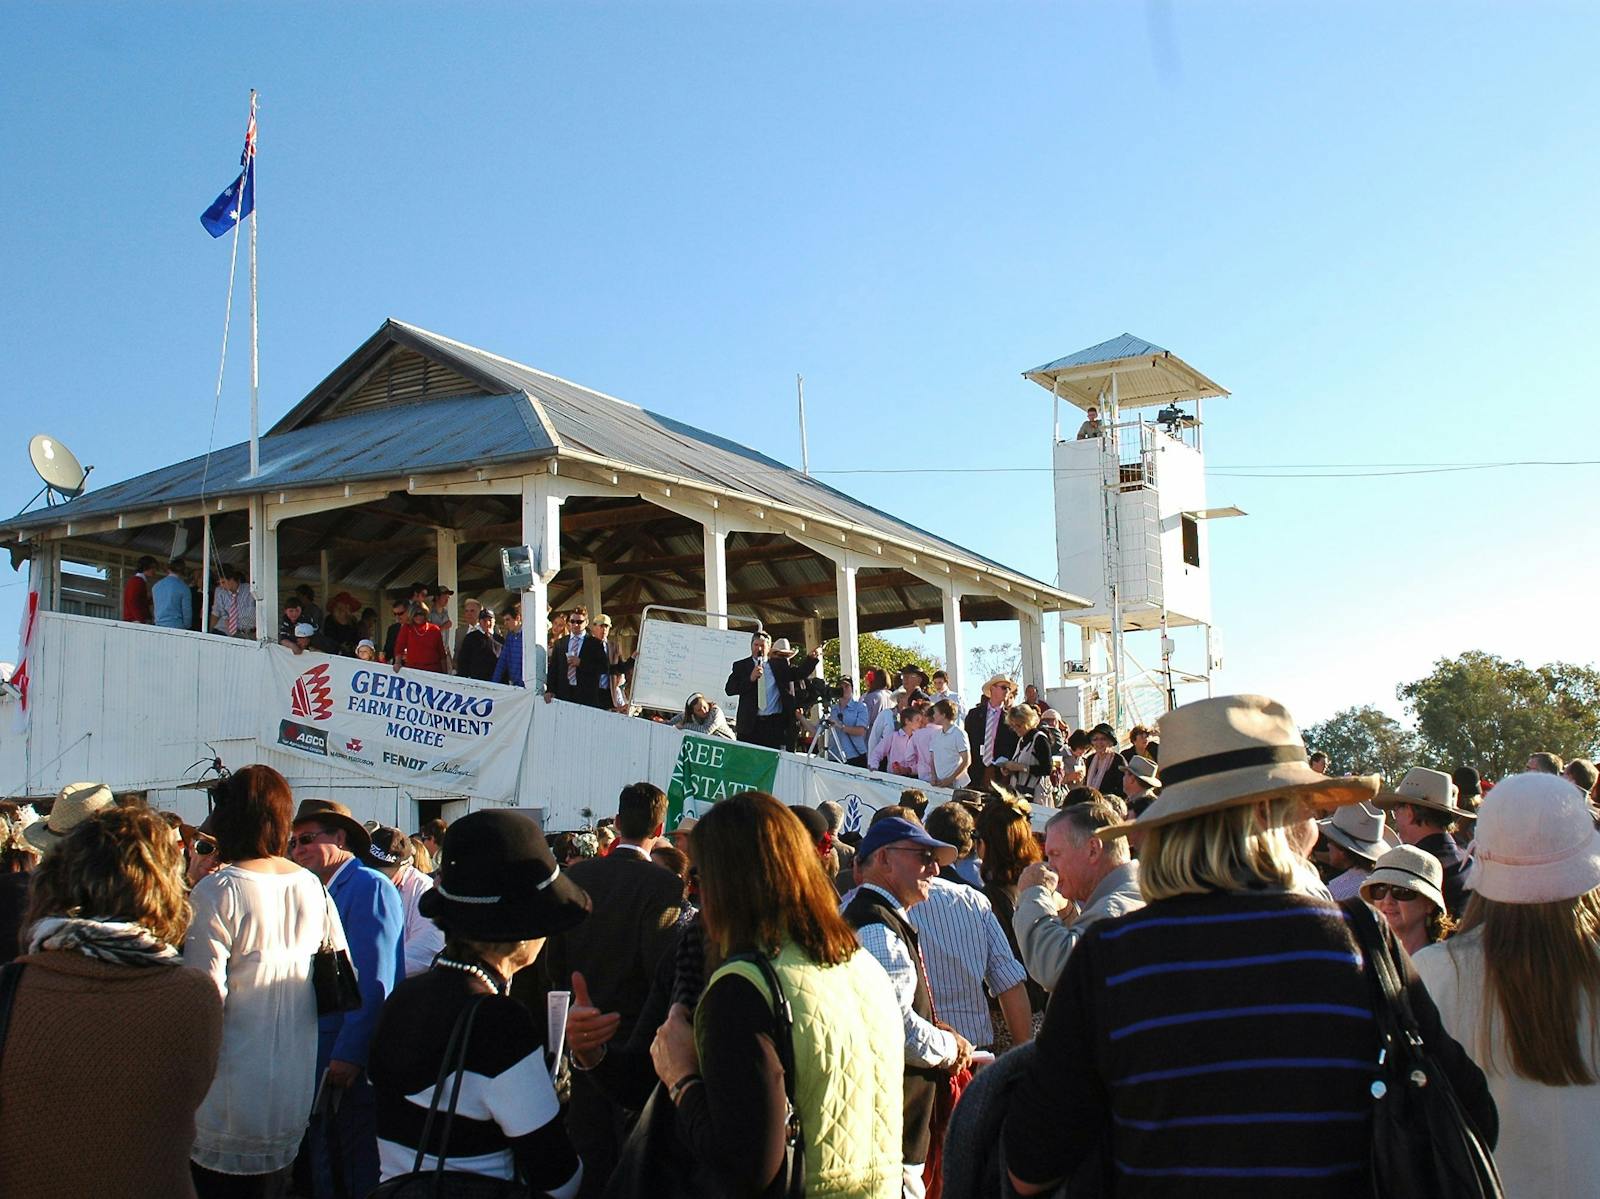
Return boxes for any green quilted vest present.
[696,941,904,1199]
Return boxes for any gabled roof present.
[1,320,1080,606]
[1023,333,1229,412]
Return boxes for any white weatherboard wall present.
[0,614,951,832]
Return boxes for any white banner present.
[796,761,952,834]
[258,647,535,798]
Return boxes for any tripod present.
[805,715,852,764]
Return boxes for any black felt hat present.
[419,810,591,940]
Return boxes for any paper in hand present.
[547,990,572,1079]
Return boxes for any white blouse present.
[394,863,446,978]
[183,864,347,1175]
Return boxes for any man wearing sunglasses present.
[844,815,973,1199]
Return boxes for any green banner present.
[665,734,780,829]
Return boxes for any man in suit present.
[964,675,1020,790]
[545,605,611,708]
[546,782,684,1198]
[454,607,503,680]
[724,632,819,749]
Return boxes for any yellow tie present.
[758,660,771,711]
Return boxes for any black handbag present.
[1345,900,1504,1199]
[601,952,805,1199]
[313,887,363,1015]
[367,996,530,1199]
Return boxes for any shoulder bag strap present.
[0,962,26,1078]
[429,995,490,1190]
[1343,898,1416,1053]
[732,953,803,1199]
[407,994,487,1180]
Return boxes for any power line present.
[809,459,1600,480]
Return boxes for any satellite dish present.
[26,433,90,506]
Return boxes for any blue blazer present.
[318,859,405,1070]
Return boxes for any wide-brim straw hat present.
[1465,771,1600,904]
[419,810,591,940]
[1319,801,1388,863]
[982,675,1018,696]
[1360,845,1447,913]
[293,798,372,858]
[1100,695,1380,839]
[23,782,114,854]
[1374,767,1475,822]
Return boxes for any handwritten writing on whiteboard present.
[630,618,760,718]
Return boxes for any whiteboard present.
[631,615,762,717]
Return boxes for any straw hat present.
[769,638,799,657]
[1319,801,1388,863]
[1124,755,1160,791]
[1360,845,1447,913]
[24,782,115,854]
[1374,767,1475,822]
[1465,772,1600,904]
[292,798,372,858]
[1100,695,1379,838]
[982,675,1018,697]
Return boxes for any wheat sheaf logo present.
[290,663,335,722]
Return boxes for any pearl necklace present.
[435,957,505,994]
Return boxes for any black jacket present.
[724,652,819,741]
[963,702,1019,786]
[455,628,502,681]
[547,632,611,708]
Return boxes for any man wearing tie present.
[963,675,1019,789]
[544,606,611,708]
[725,632,818,749]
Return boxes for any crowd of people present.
[6,691,1600,1197]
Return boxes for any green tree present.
[1301,705,1418,784]
[820,634,941,685]
[1396,651,1600,780]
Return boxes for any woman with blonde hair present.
[647,792,904,1198]
[0,807,223,1198]
[1416,771,1600,1197]
[998,704,1051,800]
[1002,695,1495,1195]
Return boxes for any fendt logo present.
[289,663,335,722]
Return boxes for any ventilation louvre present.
[322,347,488,420]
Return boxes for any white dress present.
[183,864,347,1175]
[1414,928,1600,1199]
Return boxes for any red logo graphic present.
[289,663,334,722]
[346,738,363,752]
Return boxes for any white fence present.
[0,613,948,831]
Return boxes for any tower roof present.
[1023,333,1229,411]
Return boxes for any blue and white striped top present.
[1002,890,1495,1196]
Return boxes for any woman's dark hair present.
[691,792,857,967]
[209,765,294,861]
[1067,729,1093,753]
[651,843,690,883]
[976,796,1042,886]
[26,807,191,948]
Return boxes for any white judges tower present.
[1025,335,1237,728]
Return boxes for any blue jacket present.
[318,859,404,1070]
[491,629,524,687]
[151,573,193,629]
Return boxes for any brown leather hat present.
[292,798,371,858]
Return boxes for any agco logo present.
[289,663,335,722]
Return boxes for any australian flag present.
[200,102,257,238]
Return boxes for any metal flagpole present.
[248,89,260,480]
[797,374,810,476]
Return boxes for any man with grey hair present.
[1011,799,1144,989]
[816,799,856,888]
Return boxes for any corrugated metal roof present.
[0,392,547,534]
[1023,333,1168,376]
[2,318,1077,604]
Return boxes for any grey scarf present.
[26,916,181,967]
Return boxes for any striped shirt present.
[1005,892,1391,1194]
[908,878,1028,1045]
[370,967,580,1197]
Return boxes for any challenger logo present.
[278,720,328,755]
[289,663,334,722]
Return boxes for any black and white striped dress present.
[370,964,581,1198]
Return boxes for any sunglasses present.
[886,846,940,866]
[286,830,335,850]
[568,617,586,626]
[1365,883,1421,903]
[193,838,217,857]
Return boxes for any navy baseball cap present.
[858,816,957,865]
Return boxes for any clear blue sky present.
[3,2,1598,728]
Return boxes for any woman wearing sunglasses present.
[183,766,350,1198]
[1360,845,1453,956]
